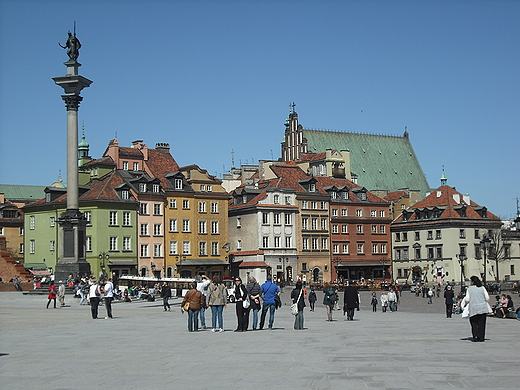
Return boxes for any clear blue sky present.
[1,0,519,219]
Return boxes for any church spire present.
[440,166,447,186]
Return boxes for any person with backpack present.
[323,285,338,321]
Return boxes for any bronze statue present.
[59,31,81,62]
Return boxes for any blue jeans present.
[389,301,396,312]
[188,308,200,331]
[199,305,207,327]
[250,308,259,329]
[259,303,276,329]
[211,305,224,329]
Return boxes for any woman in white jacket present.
[462,275,491,342]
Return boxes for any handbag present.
[291,289,303,315]
[242,295,250,309]
[182,301,190,312]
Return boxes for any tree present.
[488,228,510,282]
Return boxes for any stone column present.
[52,61,93,282]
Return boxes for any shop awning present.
[177,259,229,267]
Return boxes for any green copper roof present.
[302,130,430,196]
[0,185,46,202]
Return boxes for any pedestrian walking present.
[46,281,57,309]
[444,285,454,318]
[160,281,171,311]
[427,287,433,304]
[371,292,378,312]
[182,282,205,332]
[387,288,397,312]
[57,281,66,307]
[343,283,359,321]
[89,280,101,319]
[462,275,491,342]
[308,287,317,312]
[259,276,280,330]
[206,275,228,332]
[381,291,388,312]
[103,278,114,319]
[323,285,337,321]
[291,281,305,330]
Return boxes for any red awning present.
[238,261,268,268]
[29,269,51,276]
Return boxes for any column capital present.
[61,95,83,111]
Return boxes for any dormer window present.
[133,162,139,171]
[174,179,183,190]
[342,192,349,200]
[121,190,129,200]
[153,184,160,193]
[274,195,280,204]
[359,192,367,201]
[310,183,316,192]
[330,191,337,199]
[139,183,147,193]
[122,161,129,170]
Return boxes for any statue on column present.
[59,31,81,62]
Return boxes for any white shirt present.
[104,281,114,298]
[197,279,211,296]
[89,284,100,298]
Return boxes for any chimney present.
[155,143,170,153]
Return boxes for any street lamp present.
[456,253,467,290]
[480,236,491,287]
[278,257,287,291]
[99,252,109,279]
[379,257,390,280]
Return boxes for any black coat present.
[343,286,359,310]
[444,289,454,305]
[291,288,306,311]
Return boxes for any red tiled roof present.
[238,261,268,268]
[300,152,326,162]
[81,156,116,168]
[384,191,407,202]
[230,250,265,256]
[145,149,180,189]
[119,147,143,157]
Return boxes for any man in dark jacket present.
[160,282,171,311]
[444,285,455,318]
[343,283,359,321]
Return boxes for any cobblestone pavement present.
[0,290,518,389]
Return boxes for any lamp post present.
[379,257,390,280]
[278,257,287,291]
[332,257,343,282]
[99,252,109,279]
[456,253,466,290]
[480,236,491,287]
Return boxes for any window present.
[182,219,190,232]
[311,201,317,209]
[86,236,92,252]
[332,209,338,217]
[169,199,177,209]
[211,202,218,213]
[211,221,219,234]
[342,224,348,234]
[459,229,465,239]
[285,196,292,205]
[474,229,480,239]
[141,244,149,257]
[379,225,386,234]
[333,244,339,254]
[169,219,177,232]
[475,245,482,259]
[273,213,281,225]
[199,202,207,213]
[139,183,147,193]
[175,179,183,189]
[428,247,434,259]
[380,210,385,218]
[302,201,308,209]
[309,183,316,192]
[395,232,401,242]
[321,218,327,230]
[169,241,178,255]
[356,209,362,217]
[123,237,131,251]
[262,236,269,248]
[154,244,162,257]
[285,213,292,225]
[402,232,408,241]
[207,185,212,192]
[153,203,162,215]
[342,192,349,200]
[332,225,339,234]
[312,238,319,250]
[302,217,309,230]
[123,212,131,226]
[341,209,347,216]
[371,210,376,218]
[357,225,363,233]
[182,199,189,209]
[285,236,292,248]
[302,238,309,250]
[199,221,207,234]
[415,248,421,259]
[139,203,148,215]
[237,240,242,250]
[274,194,280,204]
[200,184,205,191]
[50,217,55,227]
[436,247,442,259]
[330,191,337,199]
[321,238,328,250]
[109,236,118,251]
[182,241,190,255]
[121,190,129,200]
[199,242,207,256]
[371,225,377,234]
[211,242,219,256]
[381,244,387,254]
[311,218,318,230]
[415,231,420,241]
[301,262,308,271]
[274,236,281,248]
[359,192,367,201]
[262,213,269,225]
[140,223,149,236]
[20,226,24,236]
[50,240,55,251]
[30,239,35,254]
[133,162,139,171]
[109,211,118,226]
[154,224,162,236]
[403,248,409,260]
[357,244,364,254]
[427,231,433,240]
[84,211,91,223]
[153,184,160,193]
[30,216,35,230]
[236,217,241,228]
[372,244,378,254]
[343,244,349,254]
[123,161,129,170]
[511,264,515,275]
